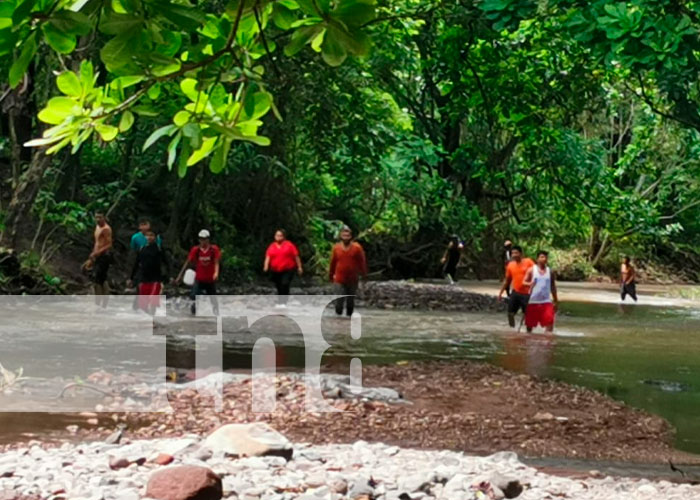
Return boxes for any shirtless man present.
[89,212,113,303]
[620,257,638,302]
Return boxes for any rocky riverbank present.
[179,280,504,313]
[1,425,699,500]
[3,361,695,467]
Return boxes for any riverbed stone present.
[203,423,293,460]
[108,457,130,470]
[146,465,222,500]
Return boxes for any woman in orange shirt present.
[329,226,368,317]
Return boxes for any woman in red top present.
[263,229,303,306]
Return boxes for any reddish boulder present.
[146,465,222,500]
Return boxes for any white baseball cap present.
[198,229,211,239]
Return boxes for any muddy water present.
[1,282,700,457]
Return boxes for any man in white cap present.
[176,229,221,315]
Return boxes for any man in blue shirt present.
[130,218,161,251]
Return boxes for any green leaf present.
[284,25,322,56]
[46,136,72,155]
[43,22,77,53]
[155,29,182,57]
[278,0,300,9]
[56,71,82,97]
[49,10,91,35]
[38,97,77,124]
[132,105,160,116]
[0,2,14,18]
[79,60,95,92]
[151,0,206,30]
[180,78,200,100]
[321,26,347,66]
[0,27,16,56]
[272,4,297,30]
[240,134,270,146]
[118,110,135,132]
[12,0,36,26]
[109,75,145,89]
[173,110,190,127]
[242,91,271,120]
[143,124,177,150]
[147,83,161,100]
[70,0,92,11]
[100,13,142,35]
[9,31,37,88]
[167,131,181,169]
[24,136,66,147]
[182,122,202,149]
[151,61,181,77]
[333,0,376,29]
[328,23,370,55]
[177,141,191,177]
[186,136,217,166]
[95,123,119,141]
[209,142,225,173]
[100,31,137,70]
[296,0,322,15]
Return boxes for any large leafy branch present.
[1,0,377,176]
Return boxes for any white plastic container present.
[183,269,196,286]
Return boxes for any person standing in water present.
[176,229,221,315]
[620,256,638,302]
[502,239,514,295]
[128,217,162,307]
[87,212,113,303]
[523,250,559,334]
[131,230,169,314]
[498,245,534,327]
[264,229,303,306]
[440,236,463,284]
[329,226,368,317]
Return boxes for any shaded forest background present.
[2,0,700,289]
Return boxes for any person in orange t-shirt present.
[329,226,367,317]
[498,245,534,327]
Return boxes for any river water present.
[1,282,699,457]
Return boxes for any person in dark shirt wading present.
[130,230,169,315]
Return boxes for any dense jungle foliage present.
[1,0,700,286]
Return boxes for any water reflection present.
[499,334,555,378]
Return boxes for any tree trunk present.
[1,152,51,249]
[164,172,197,249]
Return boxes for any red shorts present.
[138,282,162,310]
[525,302,555,329]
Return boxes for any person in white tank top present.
[523,251,559,334]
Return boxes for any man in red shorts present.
[523,250,559,334]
